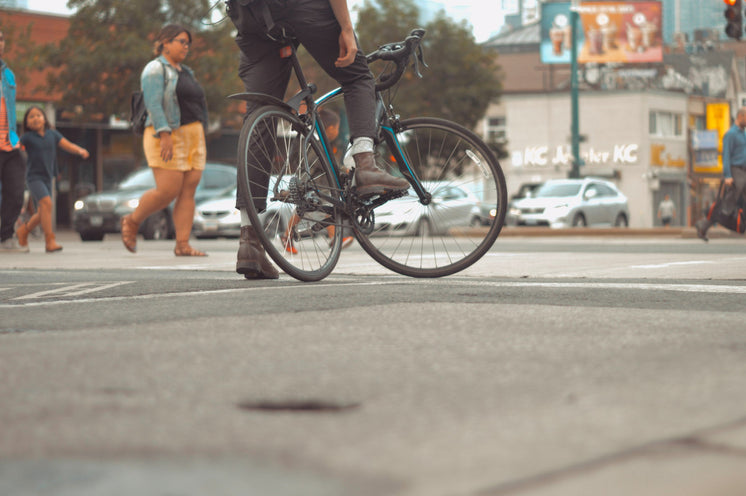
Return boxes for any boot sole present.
[237,261,279,280]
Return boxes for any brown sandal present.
[121,215,138,253]
[174,242,207,257]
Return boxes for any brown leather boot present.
[236,225,279,279]
[353,151,410,196]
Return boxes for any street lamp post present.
[569,0,581,179]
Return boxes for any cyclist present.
[227,0,409,279]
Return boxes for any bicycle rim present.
[237,106,342,282]
[355,117,507,277]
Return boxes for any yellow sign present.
[650,144,686,168]
[698,102,730,174]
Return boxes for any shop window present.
[486,116,506,143]
[649,111,683,138]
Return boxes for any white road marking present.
[1,279,746,308]
[13,282,134,300]
[629,261,714,269]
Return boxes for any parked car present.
[509,177,629,228]
[192,178,292,239]
[506,181,543,226]
[372,183,479,236]
[73,163,236,241]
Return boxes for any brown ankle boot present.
[45,233,63,252]
[236,225,279,279]
[353,151,410,196]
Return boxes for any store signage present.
[512,144,639,167]
[650,144,686,168]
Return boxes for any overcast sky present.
[25,0,503,42]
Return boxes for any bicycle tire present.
[237,105,342,282]
[354,117,507,278]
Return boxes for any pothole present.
[237,399,361,413]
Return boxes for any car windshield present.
[534,183,581,198]
[118,169,155,190]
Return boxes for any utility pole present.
[569,0,581,179]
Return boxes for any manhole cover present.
[237,399,360,413]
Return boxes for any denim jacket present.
[0,60,19,147]
[141,55,204,135]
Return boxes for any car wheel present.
[614,213,628,227]
[469,216,482,228]
[141,210,169,240]
[572,213,587,227]
[79,230,105,242]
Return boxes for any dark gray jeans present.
[231,0,376,210]
[0,149,25,242]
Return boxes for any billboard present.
[540,2,573,64]
[577,1,662,64]
[541,1,663,65]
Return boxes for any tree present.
[355,0,503,131]
[39,0,241,124]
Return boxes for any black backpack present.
[129,61,167,135]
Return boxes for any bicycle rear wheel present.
[237,105,342,282]
[354,117,507,277]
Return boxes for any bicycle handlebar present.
[366,28,427,91]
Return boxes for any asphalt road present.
[2,230,746,496]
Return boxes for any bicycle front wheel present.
[355,117,507,278]
[237,105,343,282]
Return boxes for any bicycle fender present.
[227,92,294,113]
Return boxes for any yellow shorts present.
[143,121,206,171]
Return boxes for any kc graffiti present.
[512,144,639,168]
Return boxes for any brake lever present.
[411,44,427,79]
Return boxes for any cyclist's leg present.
[235,43,292,213]
[284,3,408,194]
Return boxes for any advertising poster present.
[695,102,731,174]
[577,1,662,64]
[540,2,575,64]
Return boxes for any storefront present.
[484,90,691,227]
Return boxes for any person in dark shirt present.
[696,107,746,241]
[16,106,88,252]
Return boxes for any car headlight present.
[509,207,521,216]
[125,198,140,209]
[74,200,85,211]
[489,208,497,218]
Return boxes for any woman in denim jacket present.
[121,24,209,256]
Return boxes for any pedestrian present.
[0,29,28,252]
[15,106,89,252]
[696,107,746,242]
[657,194,676,227]
[120,24,209,256]
[227,0,410,279]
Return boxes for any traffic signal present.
[724,0,743,40]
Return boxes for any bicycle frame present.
[229,40,431,217]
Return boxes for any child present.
[16,106,89,252]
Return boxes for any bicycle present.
[230,28,507,282]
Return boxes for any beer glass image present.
[641,22,657,48]
[627,23,643,52]
[550,26,565,55]
[588,28,603,55]
[601,23,618,52]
